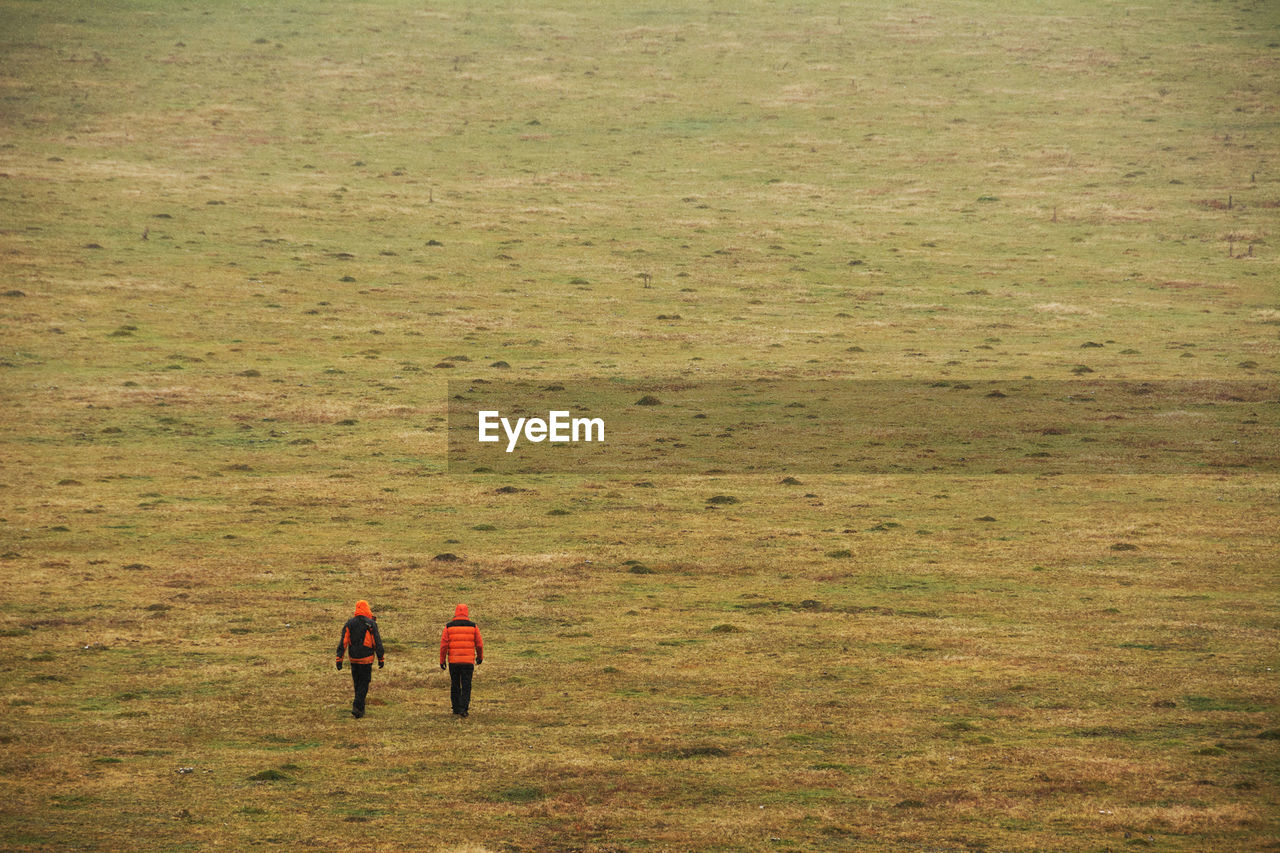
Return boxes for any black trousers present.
[350,662,373,714]
[449,663,474,714]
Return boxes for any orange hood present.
[453,603,469,620]
[354,600,374,619]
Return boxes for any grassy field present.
[1,0,1277,850]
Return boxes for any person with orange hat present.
[336,600,384,719]
[439,603,483,718]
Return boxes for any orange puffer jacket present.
[440,603,483,666]
[337,600,384,666]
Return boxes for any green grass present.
[1,0,1278,850]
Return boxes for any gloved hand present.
[336,660,343,670]
[378,660,384,669]
[476,657,482,666]
[440,662,446,670]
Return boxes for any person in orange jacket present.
[439,603,483,717]
[336,600,384,719]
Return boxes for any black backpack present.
[350,616,376,653]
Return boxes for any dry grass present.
[1,0,1278,850]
